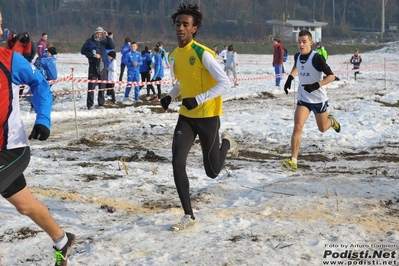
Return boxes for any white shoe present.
[134,99,142,104]
[123,97,131,102]
[221,132,239,157]
[171,215,196,232]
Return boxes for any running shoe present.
[54,232,76,266]
[328,115,341,133]
[221,132,239,157]
[281,158,298,171]
[171,215,196,232]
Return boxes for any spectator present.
[154,41,170,68]
[315,42,328,60]
[277,39,287,73]
[119,37,131,82]
[25,33,37,63]
[41,43,54,59]
[6,31,34,98]
[5,29,17,49]
[151,47,164,102]
[140,45,156,100]
[37,32,48,59]
[272,38,284,86]
[225,44,238,87]
[106,50,117,104]
[124,41,142,102]
[6,31,32,61]
[0,9,76,265]
[81,26,115,109]
[105,32,114,67]
[3,27,9,41]
[105,32,115,100]
[213,45,219,55]
[34,46,58,82]
[220,45,227,64]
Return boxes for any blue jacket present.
[125,50,142,73]
[151,47,168,65]
[120,43,131,65]
[81,35,115,65]
[35,55,57,80]
[152,53,164,80]
[140,50,152,73]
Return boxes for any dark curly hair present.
[171,3,203,38]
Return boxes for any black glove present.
[160,95,171,110]
[303,82,320,93]
[182,97,198,110]
[284,75,294,95]
[28,124,50,141]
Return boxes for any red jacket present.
[272,43,284,66]
[6,34,32,59]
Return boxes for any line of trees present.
[0,0,397,44]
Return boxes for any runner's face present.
[174,14,197,46]
[297,35,313,55]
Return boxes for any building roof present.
[266,19,328,27]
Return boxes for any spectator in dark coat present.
[81,26,115,109]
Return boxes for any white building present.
[266,19,328,43]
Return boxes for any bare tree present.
[340,0,348,26]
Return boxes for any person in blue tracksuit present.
[119,37,131,82]
[151,47,164,101]
[140,46,156,99]
[32,46,58,108]
[152,41,169,68]
[124,42,142,101]
[34,46,58,82]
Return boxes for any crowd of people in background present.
[78,27,177,108]
[2,24,362,108]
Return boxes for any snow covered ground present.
[0,43,398,266]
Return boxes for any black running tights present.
[172,115,230,218]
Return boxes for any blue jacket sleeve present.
[12,52,52,129]
[81,39,94,59]
[125,53,132,68]
[152,56,161,79]
[161,48,169,65]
